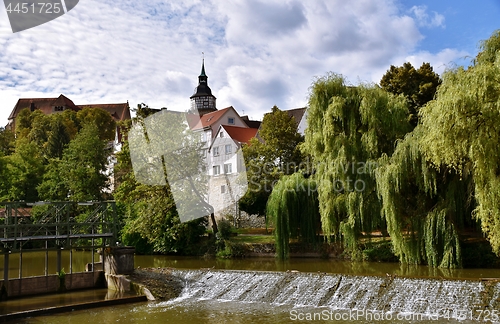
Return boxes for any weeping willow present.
[375,127,474,268]
[419,30,500,255]
[303,74,410,257]
[266,173,320,259]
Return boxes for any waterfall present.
[168,269,500,320]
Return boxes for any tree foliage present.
[302,73,411,257]
[380,62,441,126]
[4,138,45,201]
[59,124,110,201]
[0,127,15,156]
[375,127,473,268]
[266,172,320,259]
[239,106,304,216]
[419,30,500,255]
[114,136,207,254]
[2,108,116,201]
[77,107,116,141]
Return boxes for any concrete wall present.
[0,271,104,298]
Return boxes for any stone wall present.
[0,271,104,298]
[235,211,266,228]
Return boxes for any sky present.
[0,0,499,126]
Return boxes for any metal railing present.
[0,201,118,252]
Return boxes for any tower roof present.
[190,59,215,99]
[200,59,207,77]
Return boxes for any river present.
[2,251,500,323]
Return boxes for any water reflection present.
[0,250,99,279]
[17,299,474,324]
[134,255,500,279]
[1,251,499,280]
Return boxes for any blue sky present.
[0,0,499,126]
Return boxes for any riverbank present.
[210,228,500,267]
[127,268,184,300]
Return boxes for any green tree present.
[59,124,110,201]
[419,30,500,255]
[267,173,320,259]
[27,111,51,148]
[380,62,441,126]
[37,159,70,201]
[0,127,15,156]
[15,108,38,138]
[46,115,71,159]
[375,127,472,268]
[0,155,11,200]
[114,137,207,254]
[4,138,45,201]
[77,107,116,141]
[302,73,411,257]
[239,106,304,216]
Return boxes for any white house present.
[186,61,260,220]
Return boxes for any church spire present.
[200,58,207,77]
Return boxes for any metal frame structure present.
[0,201,118,285]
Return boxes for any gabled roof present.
[241,115,262,129]
[190,106,234,130]
[8,94,79,120]
[222,125,258,145]
[285,107,307,127]
[76,103,131,122]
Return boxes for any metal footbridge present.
[0,201,119,282]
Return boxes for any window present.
[224,163,232,174]
[221,185,226,194]
[220,131,224,138]
[228,117,235,125]
[213,165,220,176]
[213,146,219,156]
[225,144,232,155]
[200,132,206,142]
[54,106,64,112]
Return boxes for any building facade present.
[188,62,260,221]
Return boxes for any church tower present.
[190,59,217,115]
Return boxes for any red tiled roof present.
[186,113,201,129]
[8,94,79,120]
[190,107,233,130]
[222,125,258,145]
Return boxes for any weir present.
[167,269,500,318]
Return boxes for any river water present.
[3,252,500,323]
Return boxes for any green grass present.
[229,235,275,244]
[234,228,273,235]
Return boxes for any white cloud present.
[0,0,471,127]
[404,48,471,75]
[409,5,445,28]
